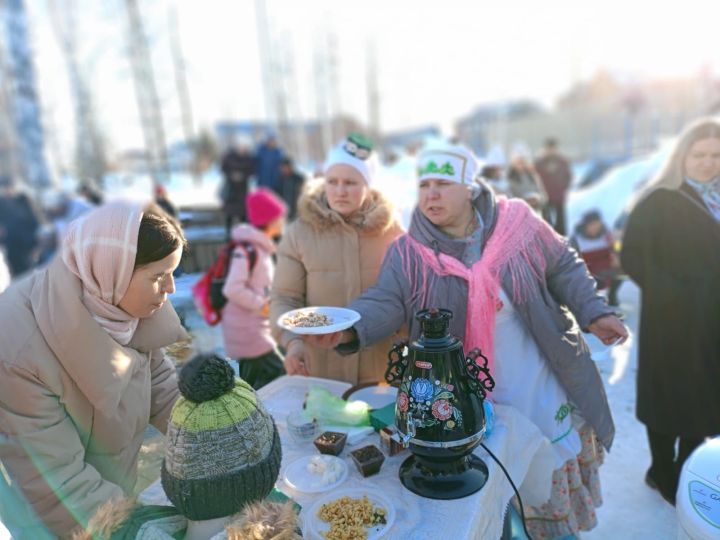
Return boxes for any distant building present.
[455,101,544,157]
[456,70,720,161]
[382,125,441,154]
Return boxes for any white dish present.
[345,385,398,410]
[305,488,395,540]
[283,455,348,494]
[277,307,361,335]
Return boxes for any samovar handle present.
[384,339,409,386]
[465,348,496,400]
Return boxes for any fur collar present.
[71,498,301,540]
[226,501,301,539]
[71,497,138,540]
[297,182,397,235]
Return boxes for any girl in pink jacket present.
[222,188,287,388]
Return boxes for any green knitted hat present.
[161,354,282,521]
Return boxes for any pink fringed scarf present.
[400,197,564,382]
[62,200,144,344]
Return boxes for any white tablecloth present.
[141,375,552,540]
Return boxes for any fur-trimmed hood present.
[71,497,301,540]
[297,181,397,235]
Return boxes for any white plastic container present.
[676,437,720,539]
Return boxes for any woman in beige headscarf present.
[0,200,187,539]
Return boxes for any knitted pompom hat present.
[323,133,378,185]
[246,188,288,228]
[161,354,282,521]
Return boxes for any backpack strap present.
[233,240,258,275]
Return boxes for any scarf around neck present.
[686,177,720,222]
[399,197,564,382]
[62,200,144,344]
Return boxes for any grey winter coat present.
[347,186,616,449]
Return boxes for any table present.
[141,375,552,539]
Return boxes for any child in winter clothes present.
[70,354,300,540]
[570,210,622,306]
[222,188,287,389]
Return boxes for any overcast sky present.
[26,0,719,165]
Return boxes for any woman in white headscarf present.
[0,201,187,538]
[270,134,404,385]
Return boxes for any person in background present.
[256,134,283,194]
[78,182,104,205]
[535,137,573,235]
[70,354,297,540]
[0,201,187,538]
[222,188,287,389]
[621,117,720,506]
[38,190,95,264]
[220,140,256,237]
[154,184,178,218]
[308,142,627,539]
[0,177,42,277]
[570,210,621,307]
[505,142,547,213]
[271,133,404,385]
[478,144,509,197]
[279,157,306,220]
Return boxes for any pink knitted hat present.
[246,188,287,227]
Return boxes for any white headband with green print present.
[417,143,479,185]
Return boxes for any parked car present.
[571,156,628,191]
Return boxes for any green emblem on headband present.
[344,133,374,160]
[418,161,455,177]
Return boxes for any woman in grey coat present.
[308,143,627,539]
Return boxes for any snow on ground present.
[102,168,223,209]
[584,281,677,540]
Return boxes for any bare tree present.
[123,0,169,187]
[48,0,107,185]
[1,0,52,188]
[167,4,200,181]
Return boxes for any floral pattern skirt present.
[522,424,605,539]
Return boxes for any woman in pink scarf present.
[0,200,187,538]
[308,143,627,539]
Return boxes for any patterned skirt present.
[522,424,605,539]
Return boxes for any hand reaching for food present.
[285,339,310,376]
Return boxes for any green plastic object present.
[369,402,396,432]
[304,386,371,427]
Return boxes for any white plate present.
[277,307,361,335]
[283,455,348,494]
[305,488,395,540]
[345,385,398,410]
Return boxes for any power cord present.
[480,442,534,540]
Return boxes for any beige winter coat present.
[0,257,187,539]
[270,184,404,385]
